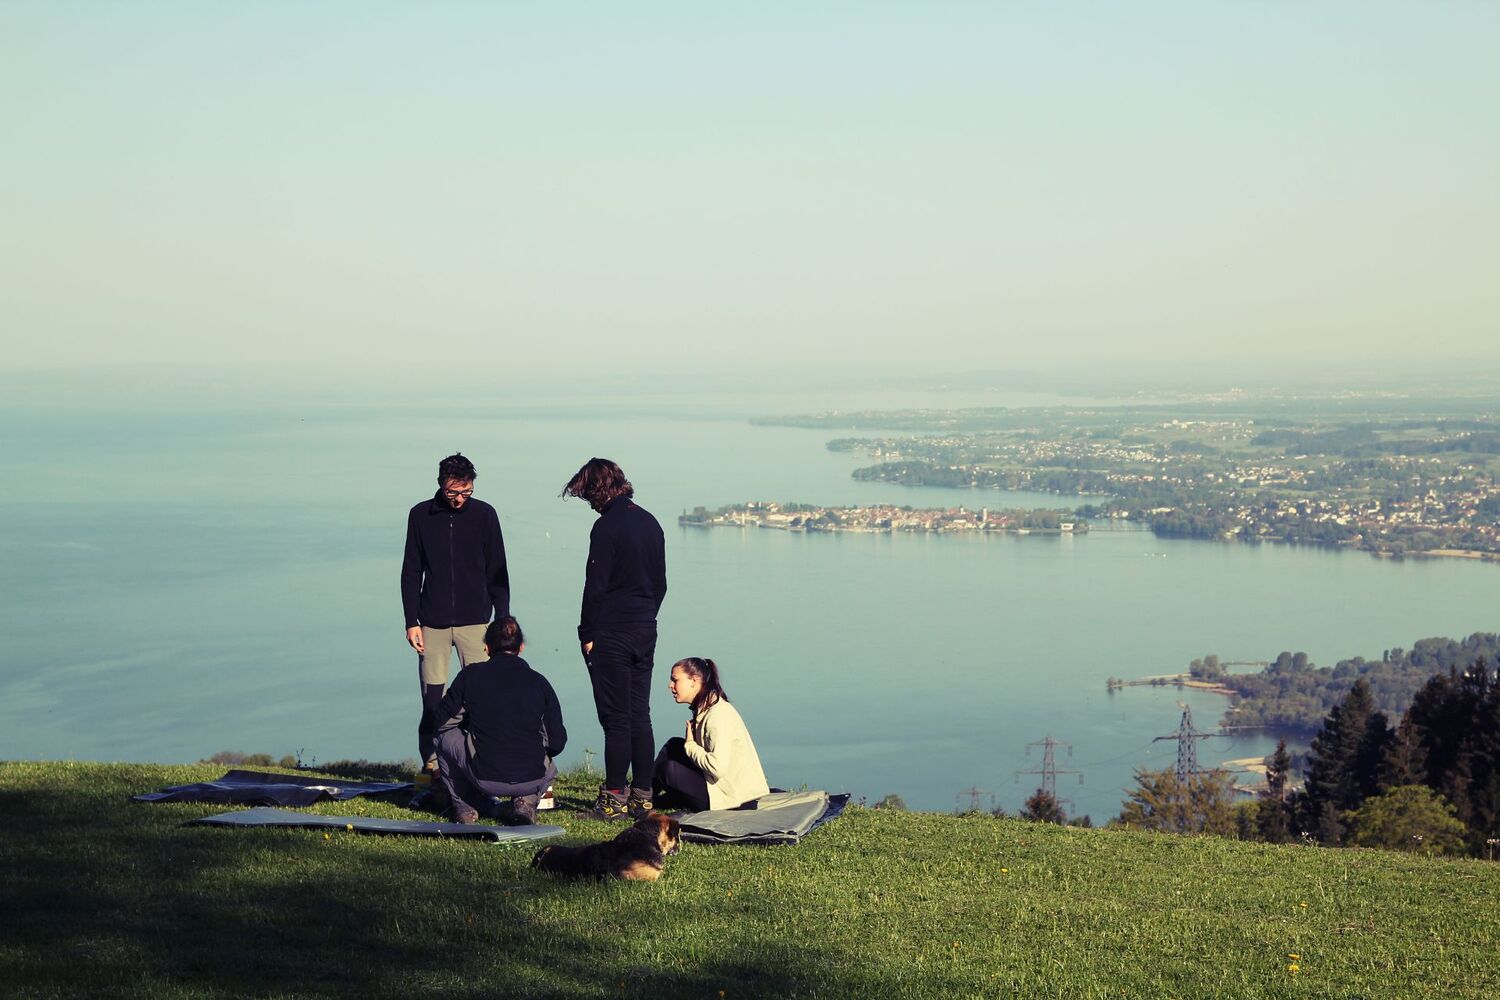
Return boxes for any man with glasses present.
[401,453,510,772]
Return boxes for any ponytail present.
[673,656,728,716]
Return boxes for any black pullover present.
[401,493,510,629]
[435,654,566,782]
[578,496,668,644]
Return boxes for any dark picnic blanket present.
[133,769,412,807]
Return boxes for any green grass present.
[3,762,1498,999]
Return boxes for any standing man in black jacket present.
[562,458,667,820]
[402,452,510,771]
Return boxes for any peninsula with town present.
[749,392,1500,559]
[679,501,1085,535]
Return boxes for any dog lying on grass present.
[532,813,681,881]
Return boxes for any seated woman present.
[434,616,565,824]
[652,657,769,813]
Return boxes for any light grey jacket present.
[684,697,770,810]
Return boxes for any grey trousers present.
[419,624,487,685]
[417,624,487,763]
[435,727,556,813]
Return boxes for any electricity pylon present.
[1015,735,1082,810]
[1153,704,1219,780]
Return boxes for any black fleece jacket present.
[435,654,566,782]
[400,493,510,629]
[577,496,667,644]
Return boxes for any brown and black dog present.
[532,812,681,881]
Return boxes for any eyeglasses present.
[443,488,474,499]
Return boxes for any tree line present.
[1098,662,1500,857]
[1212,634,1500,732]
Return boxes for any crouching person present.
[435,616,565,825]
[653,657,769,812]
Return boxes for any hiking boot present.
[537,785,556,811]
[412,774,451,815]
[509,794,539,826]
[578,785,630,822]
[450,801,479,825]
[626,787,654,819]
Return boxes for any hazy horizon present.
[3,2,1498,379]
[7,361,1500,426]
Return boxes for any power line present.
[1077,740,1162,767]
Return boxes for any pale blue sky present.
[3,2,1497,379]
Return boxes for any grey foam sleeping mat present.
[676,790,851,846]
[188,806,565,843]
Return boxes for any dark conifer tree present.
[1381,713,1429,790]
[1405,668,1463,788]
[1469,661,1500,849]
[1425,662,1490,834]
[1355,707,1395,801]
[1021,788,1067,824]
[1301,678,1390,844]
[1257,739,1293,843]
[1443,660,1498,845]
[1444,750,1477,835]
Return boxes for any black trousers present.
[586,627,657,791]
[418,682,446,764]
[652,737,710,812]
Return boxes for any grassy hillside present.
[2,761,1497,999]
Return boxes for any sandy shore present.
[1373,548,1500,562]
[1221,756,1268,775]
[1123,674,1236,697]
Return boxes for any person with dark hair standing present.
[654,657,769,812]
[432,616,565,825]
[562,458,668,820]
[402,452,510,772]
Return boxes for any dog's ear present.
[655,814,681,854]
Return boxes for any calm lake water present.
[3,386,1496,818]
